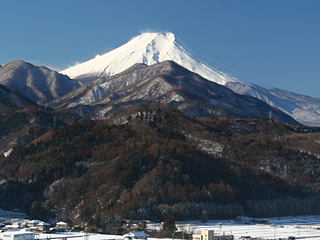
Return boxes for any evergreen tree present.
[162,216,177,232]
[201,210,208,223]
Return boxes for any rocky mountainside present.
[0,84,77,152]
[226,82,320,127]
[52,61,299,125]
[60,32,320,126]
[0,60,81,104]
[0,84,36,109]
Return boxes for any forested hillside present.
[0,84,77,151]
[0,106,320,230]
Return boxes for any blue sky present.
[1,0,319,97]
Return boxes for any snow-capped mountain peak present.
[61,32,239,85]
[60,32,320,126]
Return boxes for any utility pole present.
[172,231,176,240]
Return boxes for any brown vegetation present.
[0,106,320,231]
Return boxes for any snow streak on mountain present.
[61,32,239,85]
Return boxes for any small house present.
[37,222,50,233]
[56,221,68,232]
[27,220,42,228]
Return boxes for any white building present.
[193,230,234,240]
[123,232,150,240]
[56,222,68,231]
[36,222,50,233]
[0,209,27,219]
[26,220,41,228]
[0,231,35,240]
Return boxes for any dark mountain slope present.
[0,84,77,151]
[0,107,319,227]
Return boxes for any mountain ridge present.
[226,82,320,126]
[52,60,299,126]
[60,32,320,126]
[0,60,82,104]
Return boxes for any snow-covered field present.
[176,215,320,239]
[37,215,320,240]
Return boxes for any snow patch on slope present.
[184,132,223,157]
[3,148,13,157]
[166,93,184,103]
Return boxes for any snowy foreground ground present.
[38,215,320,240]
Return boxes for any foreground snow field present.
[37,215,320,240]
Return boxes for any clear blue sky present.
[1,0,319,98]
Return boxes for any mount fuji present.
[61,32,239,85]
[61,32,320,126]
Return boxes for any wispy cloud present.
[139,28,170,35]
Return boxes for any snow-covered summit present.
[60,32,320,126]
[61,32,239,85]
